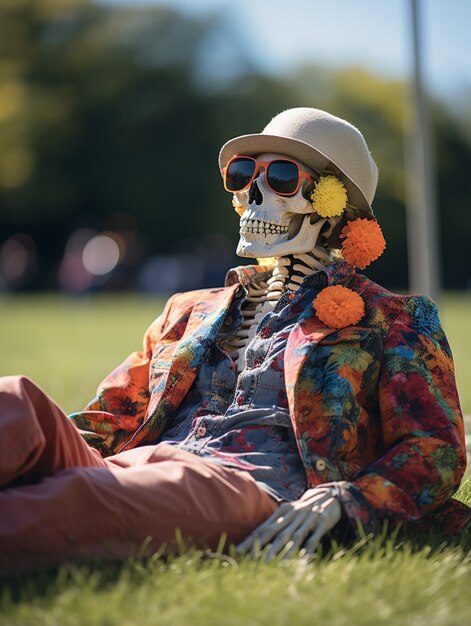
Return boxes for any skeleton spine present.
[223,247,332,371]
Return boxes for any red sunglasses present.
[222,156,313,197]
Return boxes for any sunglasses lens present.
[267,160,299,194]
[225,158,256,192]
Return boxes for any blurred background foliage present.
[0,0,470,293]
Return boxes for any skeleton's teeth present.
[241,218,288,235]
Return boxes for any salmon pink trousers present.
[0,376,278,574]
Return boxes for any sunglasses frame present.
[222,155,314,197]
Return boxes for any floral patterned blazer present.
[70,261,470,535]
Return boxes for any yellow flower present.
[310,175,347,218]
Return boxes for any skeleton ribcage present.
[222,251,329,372]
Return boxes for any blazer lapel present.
[284,260,357,419]
[120,283,240,450]
[285,313,337,421]
[162,283,241,403]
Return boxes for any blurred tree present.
[433,105,471,289]
[0,0,469,290]
[0,0,224,279]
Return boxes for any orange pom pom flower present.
[313,285,365,329]
[341,218,386,269]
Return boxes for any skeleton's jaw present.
[237,214,327,258]
[231,154,323,259]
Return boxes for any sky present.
[101,0,471,102]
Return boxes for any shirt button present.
[315,458,327,472]
[196,423,207,438]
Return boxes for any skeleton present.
[223,153,342,560]
[223,154,338,369]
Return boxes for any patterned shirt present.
[161,288,308,502]
[70,260,470,535]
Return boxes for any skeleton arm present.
[237,486,341,560]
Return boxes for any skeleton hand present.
[237,486,341,561]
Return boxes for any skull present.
[232,153,326,258]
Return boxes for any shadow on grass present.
[2,523,470,608]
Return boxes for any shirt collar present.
[304,259,356,289]
[225,260,355,290]
[225,264,273,288]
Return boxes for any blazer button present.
[315,458,327,472]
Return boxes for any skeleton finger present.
[235,504,288,553]
[302,499,341,555]
[254,509,298,549]
[302,518,331,555]
[236,504,295,554]
[281,510,320,559]
[263,508,312,561]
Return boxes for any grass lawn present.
[438,294,471,417]
[0,292,470,626]
[0,293,168,413]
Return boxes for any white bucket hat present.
[219,107,378,216]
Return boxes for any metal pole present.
[404,0,440,299]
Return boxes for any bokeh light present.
[82,234,121,276]
[0,234,38,288]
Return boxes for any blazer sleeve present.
[330,295,468,534]
[68,295,175,456]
